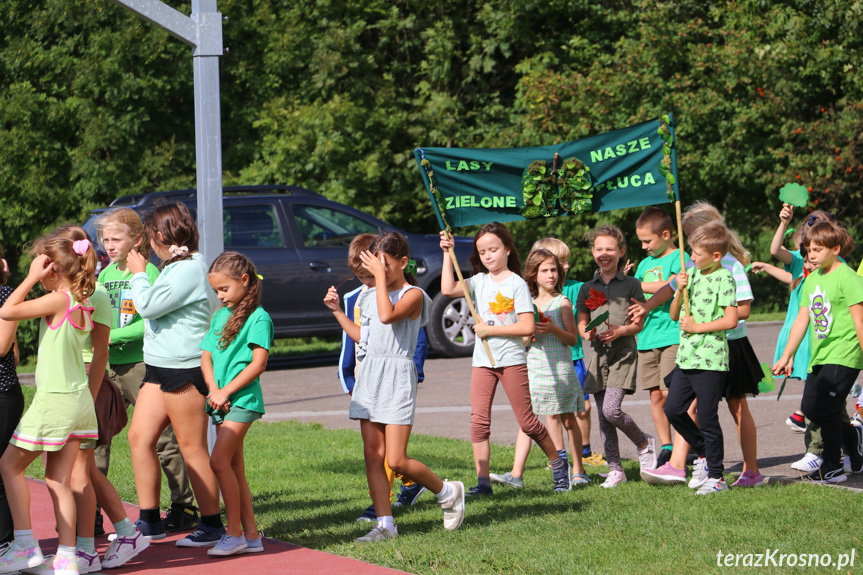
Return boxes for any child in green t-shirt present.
[201,252,274,555]
[643,221,738,494]
[633,207,689,469]
[774,220,863,483]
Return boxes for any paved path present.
[259,322,863,488]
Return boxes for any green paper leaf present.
[585,310,610,332]
[784,227,796,239]
[779,183,809,207]
[758,363,775,393]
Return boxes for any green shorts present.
[209,405,263,425]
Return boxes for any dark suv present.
[83,185,477,357]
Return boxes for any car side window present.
[291,205,379,247]
[224,205,284,248]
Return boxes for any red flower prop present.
[584,288,607,311]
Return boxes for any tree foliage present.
[2,0,862,355]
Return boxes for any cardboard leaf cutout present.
[585,310,610,332]
[779,183,809,207]
[584,288,607,311]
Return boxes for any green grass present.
[269,336,341,356]
[20,386,860,575]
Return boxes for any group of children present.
[325,198,863,545]
[0,203,272,574]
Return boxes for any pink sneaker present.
[732,470,765,487]
[640,462,687,486]
[599,470,627,489]
[25,553,79,574]
[0,541,43,573]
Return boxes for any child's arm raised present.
[535,298,578,347]
[439,232,465,297]
[773,306,810,376]
[207,345,269,413]
[769,203,794,266]
[324,286,361,343]
[360,251,424,324]
[0,255,67,323]
[750,262,792,285]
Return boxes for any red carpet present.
[26,478,409,574]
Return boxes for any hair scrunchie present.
[72,239,91,256]
[169,245,190,257]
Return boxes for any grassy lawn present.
[20,386,859,575]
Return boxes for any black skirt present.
[723,336,762,400]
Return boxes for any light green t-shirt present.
[801,263,863,371]
[468,273,534,368]
[82,283,112,364]
[561,280,584,361]
[200,306,274,414]
[675,267,737,371]
[635,249,689,350]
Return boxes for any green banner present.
[414,115,679,229]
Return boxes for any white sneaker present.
[440,480,465,531]
[76,549,100,574]
[638,435,657,470]
[355,525,398,543]
[696,477,729,495]
[0,542,44,574]
[791,453,823,472]
[688,457,709,489]
[102,530,149,569]
[851,413,863,428]
[600,470,627,488]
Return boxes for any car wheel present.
[427,292,475,358]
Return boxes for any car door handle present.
[308,261,331,272]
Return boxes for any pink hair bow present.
[72,239,91,256]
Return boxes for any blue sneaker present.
[392,483,427,507]
[237,537,264,554]
[356,505,376,523]
[175,524,225,547]
[207,534,248,556]
[134,518,166,541]
[465,484,493,497]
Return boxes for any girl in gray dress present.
[324,232,465,542]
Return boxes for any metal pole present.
[108,0,224,265]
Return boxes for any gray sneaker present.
[489,472,524,488]
[207,535,248,557]
[355,525,398,543]
[688,457,709,489]
[695,477,729,495]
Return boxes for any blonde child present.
[0,241,22,548]
[0,226,98,574]
[325,231,465,541]
[125,203,223,547]
[96,208,196,535]
[490,249,589,489]
[774,220,863,482]
[202,252,273,556]
[440,223,571,494]
[577,225,655,489]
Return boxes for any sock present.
[582,444,591,457]
[377,516,395,532]
[56,545,76,559]
[549,457,566,471]
[477,476,491,488]
[435,482,453,503]
[113,518,135,537]
[790,412,805,423]
[201,514,223,529]
[661,444,673,452]
[139,508,160,524]
[557,449,568,463]
[13,529,36,547]
[76,536,95,554]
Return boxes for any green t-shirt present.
[675,267,737,371]
[635,249,689,351]
[561,279,584,361]
[801,263,863,371]
[98,261,160,365]
[200,306,274,414]
[82,283,113,364]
